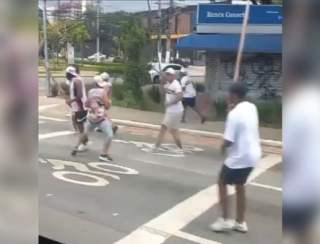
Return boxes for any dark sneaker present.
[201,117,207,124]
[112,125,118,135]
[99,154,113,162]
[71,149,77,156]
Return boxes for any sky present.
[43,0,212,13]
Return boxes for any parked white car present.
[87,52,107,61]
[148,63,183,83]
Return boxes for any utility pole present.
[234,1,250,82]
[165,0,174,63]
[96,0,101,62]
[157,0,162,66]
[42,0,51,97]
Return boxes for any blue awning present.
[176,33,282,53]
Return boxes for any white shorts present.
[162,112,182,130]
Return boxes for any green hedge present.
[111,82,282,128]
[214,99,282,128]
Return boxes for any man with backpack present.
[71,73,114,162]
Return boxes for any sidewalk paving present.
[39,96,282,141]
[110,106,281,141]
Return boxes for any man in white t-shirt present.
[153,68,184,152]
[210,82,261,233]
[180,68,206,124]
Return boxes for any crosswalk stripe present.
[39,131,75,140]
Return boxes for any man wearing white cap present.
[180,68,206,124]
[153,67,184,152]
[72,73,114,161]
[65,66,88,151]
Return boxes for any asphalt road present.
[39,104,281,244]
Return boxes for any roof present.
[176,33,282,53]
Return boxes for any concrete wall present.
[205,52,282,100]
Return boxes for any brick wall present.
[205,52,282,100]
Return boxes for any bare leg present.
[236,185,246,223]
[71,114,78,132]
[102,137,112,155]
[72,132,88,156]
[155,125,167,148]
[219,182,229,219]
[170,129,183,149]
[192,105,206,123]
[181,107,187,123]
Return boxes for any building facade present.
[177,4,283,100]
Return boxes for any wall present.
[205,52,282,100]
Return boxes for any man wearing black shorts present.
[65,66,88,152]
[210,82,261,233]
[180,68,206,124]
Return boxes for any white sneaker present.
[77,143,88,152]
[175,148,184,155]
[233,221,248,233]
[209,218,234,232]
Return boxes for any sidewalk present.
[110,106,281,141]
[39,96,282,142]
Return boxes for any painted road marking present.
[53,171,110,187]
[39,115,68,122]
[132,158,214,177]
[39,104,60,112]
[115,154,281,244]
[112,119,282,148]
[249,182,282,192]
[39,158,139,187]
[39,131,75,140]
[174,230,222,244]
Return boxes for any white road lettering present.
[39,158,139,187]
[53,171,109,187]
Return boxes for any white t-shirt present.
[224,101,261,169]
[181,76,196,98]
[164,80,183,113]
[283,84,320,207]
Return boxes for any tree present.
[69,22,90,61]
[47,20,89,62]
[83,5,133,57]
[119,18,151,107]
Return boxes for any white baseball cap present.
[65,66,77,76]
[165,68,176,75]
[93,75,109,88]
[100,72,110,81]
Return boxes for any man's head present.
[65,66,78,81]
[228,82,247,105]
[94,72,111,88]
[165,68,176,82]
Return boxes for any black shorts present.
[182,97,196,108]
[74,110,87,124]
[219,165,253,185]
[283,205,317,233]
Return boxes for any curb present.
[112,119,282,149]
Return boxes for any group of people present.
[154,67,262,233]
[65,65,116,162]
[64,65,262,234]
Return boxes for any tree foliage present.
[119,18,151,107]
[46,20,89,59]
